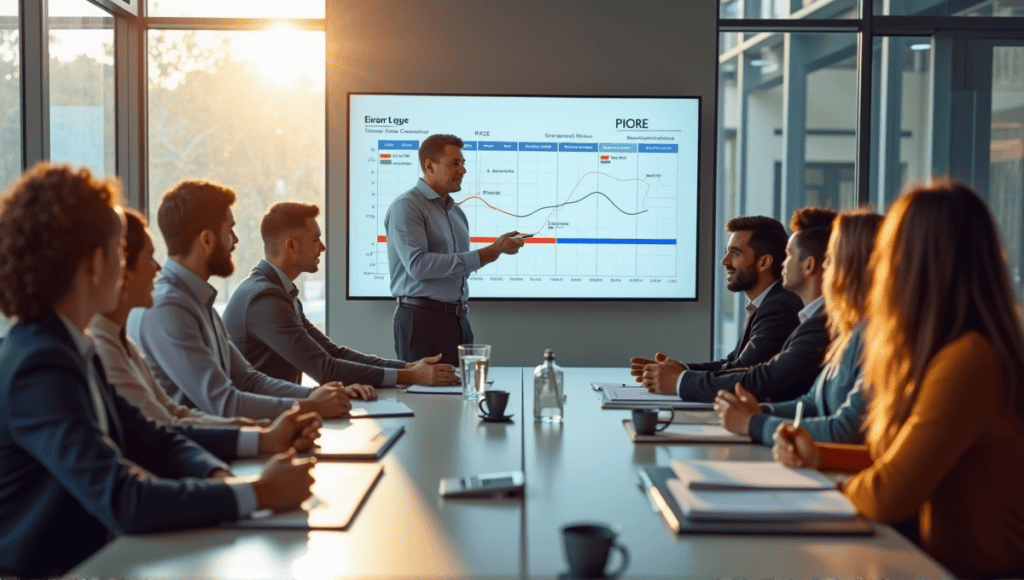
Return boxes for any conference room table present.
[73,367,953,579]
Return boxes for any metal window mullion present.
[20,0,48,169]
[854,3,873,207]
[114,12,147,210]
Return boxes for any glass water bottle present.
[533,349,564,422]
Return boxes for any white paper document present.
[350,399,414,418]
[670,459,837,491]
[601,385,714,410]
[623,420,750,443]
[667,478,858,522]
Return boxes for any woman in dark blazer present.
[0,164,314,577]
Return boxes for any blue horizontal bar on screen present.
[462,141,478,151]
[378,140,418,150]
[556,238,677,245]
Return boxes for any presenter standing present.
[385,134,525,366]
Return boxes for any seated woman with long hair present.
[775,180,1024,578]
[0,164,315,577]
[717,209,883,445]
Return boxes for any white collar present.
[748,280,778,309]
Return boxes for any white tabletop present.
[73,366,953,579]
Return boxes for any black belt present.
[398,296,469,317]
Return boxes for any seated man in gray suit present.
[631,215,803,380]
[135,181,364,420]
[636,208,835,403]
[224,202,457,387]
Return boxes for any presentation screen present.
[347,94,700,300]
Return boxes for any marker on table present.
[793,401,804,430]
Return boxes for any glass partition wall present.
[715,0,1024,357]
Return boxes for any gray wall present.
[326,0,718,367]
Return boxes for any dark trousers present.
[393,304,474,366]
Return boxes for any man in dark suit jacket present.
[0,309,312,577]
[638,208,836,403]
[224,202,457,388]
[632,215,802,379]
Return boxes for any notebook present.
[406,384,463,395]
[227,462,383,530]
[670,459,837,491]
[350,399,414,418]
[666,478,858,522]
[314,422,404,460]
[637,466,873,535]
[622,420,750,443]
[601,385,714,410]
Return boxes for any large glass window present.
[870,36,932,207]
[48,0,114,177]
[989,44,1024,298]
[714,31,858,358]
[0,0,18,190]
[147,0,324,19]
[147,28,326,324]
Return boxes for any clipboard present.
[637,466,874,536]
[314,423,404,460]
[226,462,383,530]
[601,385,713,410]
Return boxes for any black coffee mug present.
[631,408,675,435]
[478,389,510,418]
[562,523,630,579]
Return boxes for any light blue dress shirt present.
[384,178,482,303]
[133,259,310,419]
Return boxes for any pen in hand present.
[793,401,804,430]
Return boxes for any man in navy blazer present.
[0,310,240,576]
[632,215,802,380]
[636,209,835,403]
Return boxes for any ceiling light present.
[910,43,931,51]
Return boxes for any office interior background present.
[0,0,1022,366]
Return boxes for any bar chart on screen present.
[348,94,700,299]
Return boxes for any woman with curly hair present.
[774,180,1024,578]
[0,164,315,577]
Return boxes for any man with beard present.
[134,180,365,419]
[634,209,834,403]
[631,215,801,381]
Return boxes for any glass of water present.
[458,344,491,401]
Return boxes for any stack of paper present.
[601,385,713,410]
[667,460,857,522]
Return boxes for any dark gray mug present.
[562,523,629,579]
[631,408,675,435]
[478,389,509,418]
